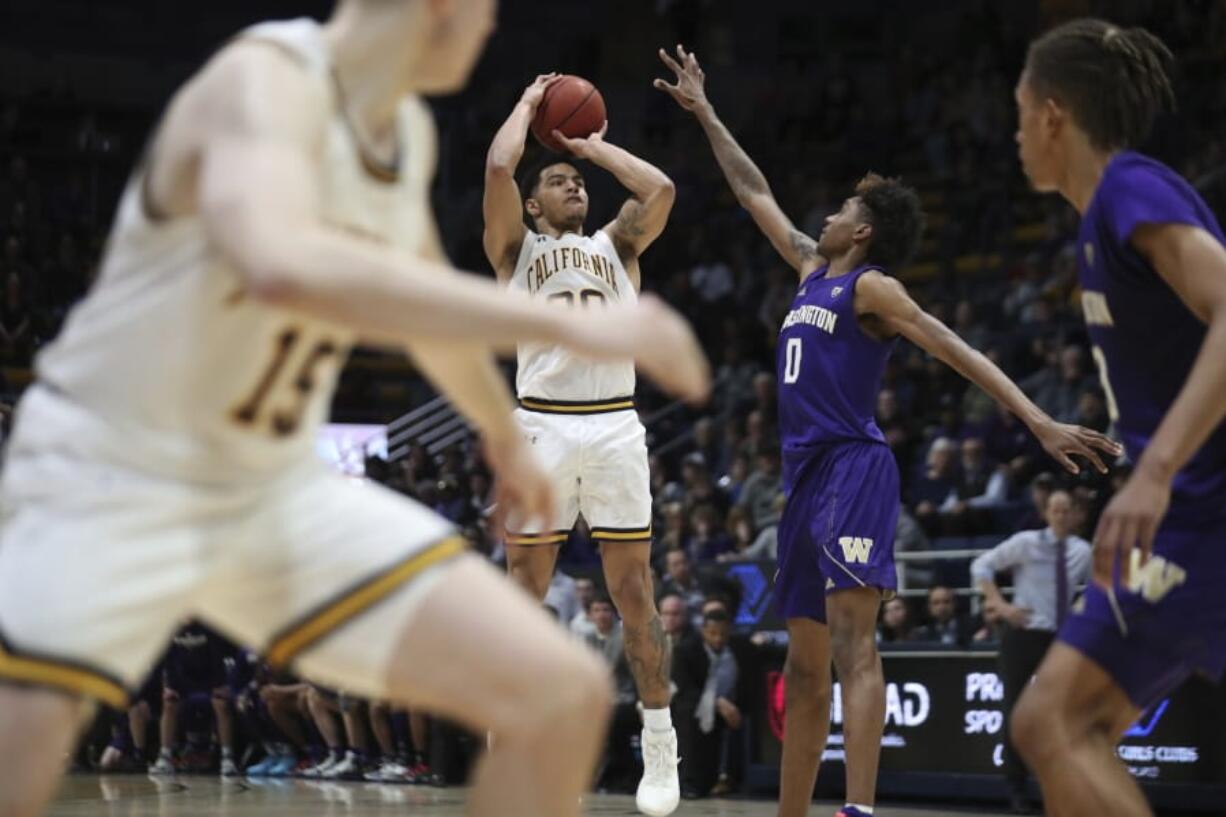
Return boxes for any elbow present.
[656,177,677,202]
[485,157,517,181]
[245,269,302,305]
[231,243,308,306]
[204,199,311,306]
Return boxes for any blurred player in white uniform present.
[0,3,709,816]
[484,76,681,816]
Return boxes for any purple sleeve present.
[1103,165,1206,246]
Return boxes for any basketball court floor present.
[49,775,1009,816]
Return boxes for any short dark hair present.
[518,156,583,199]
[854,173,925,270]
[702,608,729,625]
[1025,18,1175,152]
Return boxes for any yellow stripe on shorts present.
[590,526,653,542]
[0,639,128,709]
[266,536,467,668]
[505,531,569,546]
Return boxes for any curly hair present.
[1025,18,1175,152]
[854,173,925,270]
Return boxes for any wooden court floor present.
[48,774,1009,816]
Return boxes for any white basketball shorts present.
[506,397,652,547]
[0,385,464,707]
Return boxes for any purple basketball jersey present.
[1058,151,1226,708]
[1077,151,1226,516]
[777,264,896,492]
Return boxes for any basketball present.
[531,75,607,154]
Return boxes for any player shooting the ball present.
[483,73,683,816]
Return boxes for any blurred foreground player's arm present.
[655,45,823,280]
[167,45,708,403]
[405,218,548,516]
[1093,223,1226,577]
[855,271,1120,476]
[484,73,557,282]
[186,48,557,350]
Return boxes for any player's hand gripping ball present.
[531,75,607,154]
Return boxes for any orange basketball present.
[531,75,607,154]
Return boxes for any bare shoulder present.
[183,40,331,140]
[852,270,920,333]
[854,269,907,303]
[148,40,331,217]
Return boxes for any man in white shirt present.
[971,490,1091,813]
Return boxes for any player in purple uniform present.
[656,46,1119,817]
[1010,20,1226,816]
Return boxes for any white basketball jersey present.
[30,19,437,480]
[508,230,636,400]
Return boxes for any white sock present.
[643,707,672,732]
[844,805,873,815]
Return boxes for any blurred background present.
[2,0,1224,809]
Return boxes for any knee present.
[784,654,830,702]
[1010,685,1058,766]
[525,648,611,732]
[830,629,877,676]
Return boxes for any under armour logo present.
[831,286,844,298]
[825,578,835,590]
[838,536,873,564]
[798,288,807,296]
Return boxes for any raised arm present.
[1091,223,1226,583]
[655,45,823,279]
[483,74,557,280]
[552,124,675,262]
[175,45,709,402]
[855,272,1121,475]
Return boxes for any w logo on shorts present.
[837,536,873,564]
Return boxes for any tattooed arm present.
[553,126,675,274]
[655,44,824,280]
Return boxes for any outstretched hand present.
[653,44,709,112]
[1032,418,1122,475]
[1091,465,1170,588]
[482,433,555,540]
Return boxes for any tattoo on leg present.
[623,614,670,707]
